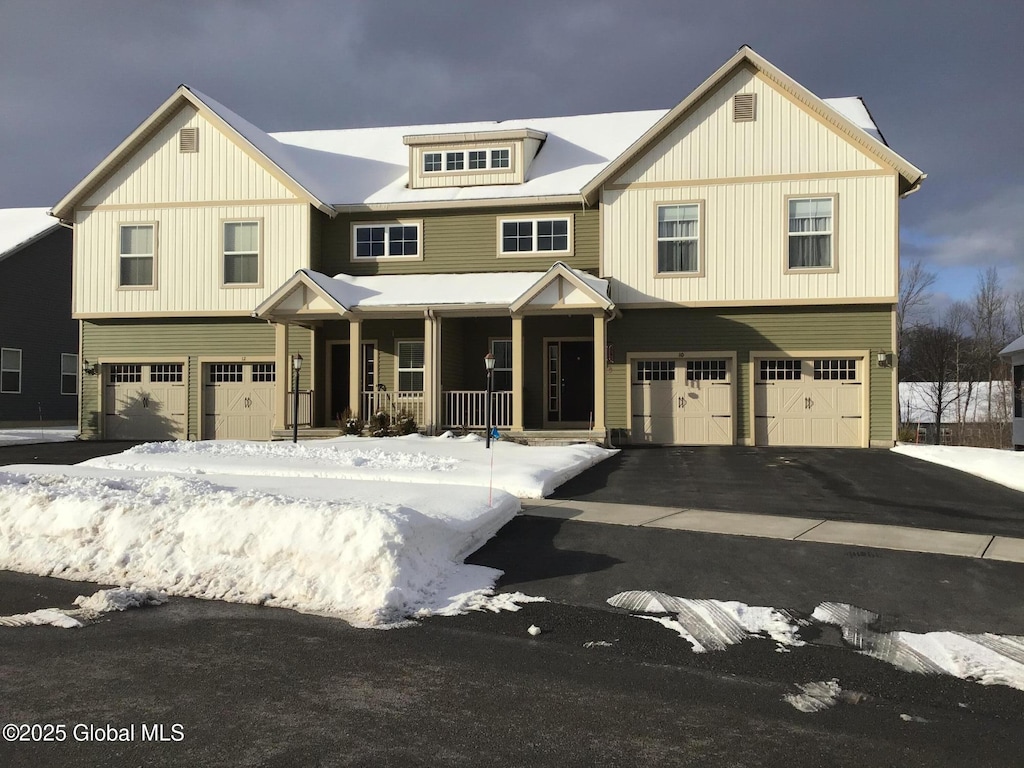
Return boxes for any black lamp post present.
[292,353,303,444]
[484,352,495,449]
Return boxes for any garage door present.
[104,363,187,440]
[631,358,733,445]
[203,363,276,441]
[754,357,863,447]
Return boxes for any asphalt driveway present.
[551,446,1024,538]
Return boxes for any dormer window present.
[491,149,510,168]
[405,127,546,188]
[446,152,465,171]
[423,153,442,172]
[425,147,513,174]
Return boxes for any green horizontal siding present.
[320,205,599,276]
[606,304,894,444]
[81,318,312,439]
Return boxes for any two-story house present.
[51,46,923,447]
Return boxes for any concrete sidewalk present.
[520,498,1024,563]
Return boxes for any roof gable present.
[582,46,925,201]
[0,208,61,263]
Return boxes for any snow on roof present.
[302,265,609,309]
[0,208,60,261]
[899,381,1013,424]
[1000,334,1024,357]
[822,97,885,145]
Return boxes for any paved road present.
[552,446,1024,537]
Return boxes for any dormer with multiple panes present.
[404,128,546,189]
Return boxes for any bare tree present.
[1013,289,1024,337]
[902,322,964,444]
[898,261,937,352]
[969,267,1013,424]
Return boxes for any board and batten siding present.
[74,203,309,315]
[319,205,599,276]
[603,174,897,305]
[604,305,894,445]
[80,319,311,439]
[81,105,298,207]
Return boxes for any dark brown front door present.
[547,340,594,424]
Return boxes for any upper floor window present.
[354,222,422,260]
[119,224,155,287]
[423,152,442,173]
[425,147,513,174]
[656,203,700,274]
[491,148,510,169]
[446,152,464,171]
[788,197,835,270]
[224,221,260,285]
[61,353,78,395]
[500,217,570,255]
[1,348,21,393]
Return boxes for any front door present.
[329,342,375,422]
[546,340,594,425]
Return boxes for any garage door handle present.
[244,397,252,408]
[677,396,686,408]
[142,396,149,409]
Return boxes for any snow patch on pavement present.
[784,679,843,713]
[891,444,1024,493]
[0,427,77,447]
[0,588,168,629]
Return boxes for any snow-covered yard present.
[0,434,612,626]
[892,443,1024,493]
[0,426,78,447]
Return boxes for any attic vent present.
[179,127,199,153]
[733,93,757,122]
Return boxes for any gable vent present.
[178,127,199,153]
[732,93,757,122]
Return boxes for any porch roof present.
[253,262,613,321]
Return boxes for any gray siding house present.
[0,209,78,425]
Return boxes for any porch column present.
[592,312,606,433]
[273,322,288,430]
[511,313,524,431]
[423,312,441,433]
[349,317,362,419]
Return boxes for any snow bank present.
[81,433,615,498]
[891,444,1024,493]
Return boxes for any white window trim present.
[396,339,425,393]
[784,194,839,274]
[653,200,705,278]
[1,348,22,394]
[351,220,424,262]
[422,152,443,173]
[117,222,158,290]
[221,219,264,288]
[61,353,79,396]
[424,146,513,174]
[497,216,573,257]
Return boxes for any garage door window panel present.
[210,364,243,383]
[687,360,726,381]
[760,359,801,381]
[151,364,183,383]
[814,358,857,380]
[636,360,676,382]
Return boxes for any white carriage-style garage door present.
[754,357,863,447]
[203,362,276,441]
[104,363,187,440]
[631,357,733,445]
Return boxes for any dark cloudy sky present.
[2,0,1021,306]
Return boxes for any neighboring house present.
[1001,334,1024,450]
[0,208,78,426]
[899,381,1013,446]
[50,46,924,447]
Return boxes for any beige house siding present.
[81,105,297,208]
[605,304,894,445]
[602,174,897,305]
[613,67,882,186]
[80,318,311,439]
[320,205,599,276]
[74,202,310,315]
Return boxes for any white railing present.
[362,390,425,426]
[284,390,313,428]
[443,390,513,429]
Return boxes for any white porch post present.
[422,312,442,433]
[274,322,288,431]
[349,317,362,419]
[512,313,524,431]
[592,312,606,433]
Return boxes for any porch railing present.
[442,390,513,429]
[285,390,313,428]
[362,390,425,426]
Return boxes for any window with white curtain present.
[397,341,424,392]
[119,224,155,286]
[224,221,260,284]
[656,204,700,273]
[788,197,834,269]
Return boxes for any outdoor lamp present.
[292,353,303,444]
[484,353,495,448]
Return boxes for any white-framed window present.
[224,221,260,284]
[252,363,276,383]
[500,217,570,254]
[60,353,78,395]
[424,147,513,174]
[108,364,142,384]
[353,222,421,260]
[397,341,424,392]
[491,339,512,391]
[209,364,243,383]
[119,223,155,286]
[657,204,700,273]
[635,360,676,382]
[1,348,22,393]
[813,358,857,381]
[150,363,184,383]
[687,360,727,381]
[423,152,442,173]
[788,197,834,269]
